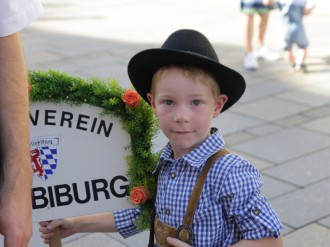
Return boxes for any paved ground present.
[6,0,330,246]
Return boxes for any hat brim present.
[128,48,245,112]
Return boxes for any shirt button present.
[253,208,261,216]
[170,172,176,179]
[165,209,171,215]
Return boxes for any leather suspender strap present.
[182,148,229,226]
[176,149,229,244]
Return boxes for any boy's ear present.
[213,94,228,117]
[147,93,156,109]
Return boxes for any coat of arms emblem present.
[30,136,59,181]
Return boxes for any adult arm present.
[0,33,32,247]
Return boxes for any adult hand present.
[0,179,32,247]
[167,237,191,247]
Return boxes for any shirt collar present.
[153,128,225,173]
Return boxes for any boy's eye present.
[192,100,202,106]
[164,100,174,105]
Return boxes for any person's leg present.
[294,27,309,72]
[295,47,308,72]
[287,49,295,65]
[245,14,255,53]
[255,12,280,61]
[257,13,269,49]
[243,13,259,70]
[285,48,295,69]
[295,47,307,65]
[283,31,296,69]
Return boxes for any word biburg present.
[30,109,114,138]
[32,176,129,209]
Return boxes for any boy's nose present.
[174,107,189,122]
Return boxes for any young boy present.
[39,29,283,246]
[276,0,316,72]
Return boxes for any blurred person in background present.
[276,0,316,72]
[241,0,280,70]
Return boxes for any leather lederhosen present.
[148,149,229,247]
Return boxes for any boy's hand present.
[39,219,76,244]
[167,237,191,247]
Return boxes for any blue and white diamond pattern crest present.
[30,136,59,181]
[40,146,58,180]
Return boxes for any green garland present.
[29,70,159,230]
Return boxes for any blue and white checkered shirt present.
[114,129,282,246]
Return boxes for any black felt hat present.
[128,29,246,112]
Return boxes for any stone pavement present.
[6,0,330,246]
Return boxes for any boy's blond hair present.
[150,65,220,100]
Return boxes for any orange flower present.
[122,89,140,108]
[130,186,149,205]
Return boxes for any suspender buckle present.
[176,224,194,245]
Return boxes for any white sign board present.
[30,102,133,222]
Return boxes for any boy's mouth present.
[172,130,191,134]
